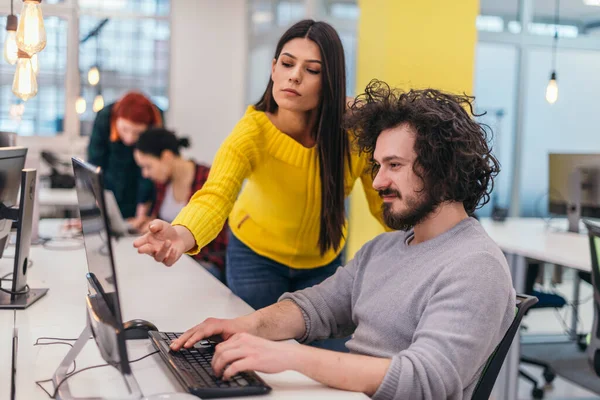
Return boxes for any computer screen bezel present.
[72,157,131,375]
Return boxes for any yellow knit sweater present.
[173,106,386,269]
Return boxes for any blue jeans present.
[226,232,349,352]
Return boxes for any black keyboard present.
[149,331,272,398]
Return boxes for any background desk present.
[2,221,367,400]
[0,311,15,400]
[480,217,592,400]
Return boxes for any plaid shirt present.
[152,162,228,270]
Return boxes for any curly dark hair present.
[344,80,500,214]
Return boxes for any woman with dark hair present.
[133,20,387,327]
[87,91,164,226]
[133,128,228,282]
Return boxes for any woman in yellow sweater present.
[134,19,386,325]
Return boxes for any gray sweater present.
[280,218,515,400]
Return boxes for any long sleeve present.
[372,252,514,400]
[87,106,112,169]
[172,121,261,254]
[279,250,362,343]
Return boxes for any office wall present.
[519,48,600,216]
[169,0,247,165]
[346,0,479,258]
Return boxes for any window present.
[0,15,67,136]
[0,0,170,137]
[78,0,169,16]
[78,15,170,136]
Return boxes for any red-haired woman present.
[87,92,164,226]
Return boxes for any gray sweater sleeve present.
[373,252,514,400]
[278,252,361,343]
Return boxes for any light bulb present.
[4,15,18,65]
[75,96,86,114]
[545,71,558,104]
[12,51,37,101]
[87,66,100,86]
[92,94,104,112]
[16,0,46,56]
[30,52,38,75]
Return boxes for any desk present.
[0,311,14,400]
[38,188,78,209]
[11,221,366,399]
[480,218,591,400]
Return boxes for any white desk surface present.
[480,217,591,272]
[0,311,14,400]
[38,188,78,208]
[9,221,366,400]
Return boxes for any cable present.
[33,342,77,375]
[35,337,79,342]
[0,284,29,295]
[0,269,32,295]
[34,348,159,399]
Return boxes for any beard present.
[379,188,438,231]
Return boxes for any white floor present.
[512,267,600,400]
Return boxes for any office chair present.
[518,261,564,399]
[583,219,600,377]
[519,262,592,399]
[471,294,539,400]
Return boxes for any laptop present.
[71,158,271,399]
[103,190,137,237]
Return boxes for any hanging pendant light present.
[3,1,18,65]
[75,95,86,114]
[546,0,560,104]
[12,49,37,101]
[92,87,104,112]
[30,52,38,75]
[16,0,46,56]
[87,65,100,86]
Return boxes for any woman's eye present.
[282,61,293,68]
[307,69,320,75]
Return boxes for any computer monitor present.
[0,147,47,309]
[0,131,16,147]
[548,153,600,232]
[0,147,25,257]
[52,158,143,399]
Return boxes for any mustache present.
[378,188,401,198]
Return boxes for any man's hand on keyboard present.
[211,332,296,380]
[170,317,256,351]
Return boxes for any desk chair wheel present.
[543,369,555,384]
[532,387,544,399]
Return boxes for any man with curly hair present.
[169,80,516,400]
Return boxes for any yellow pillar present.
[347,0,479,258]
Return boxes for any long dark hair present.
[135,127,190,158]
[255,19,349,256]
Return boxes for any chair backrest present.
[0,131,16,147]
[582,219,600,376]
[471,294,538,400]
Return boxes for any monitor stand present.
[0,169,48,309]
[53,316,143,400]
[567,169,582,233]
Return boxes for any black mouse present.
[123,318,158,340]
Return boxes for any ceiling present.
[480,0,600,24]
